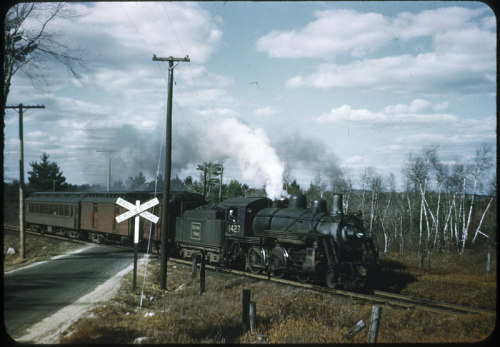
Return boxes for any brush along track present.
[169,257,496,317]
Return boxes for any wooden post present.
[419,254,424,269]
[367,305,381,343]
[427,252,431,271]
[192,254,198,279]
[5,104,45,260]
[487,252,491,273]
[133,243,138,292]
[199,251,206,295]
[242,289,250,331]
[133,200,140,292]
[343,320,365,340]
[249,301,257,333]
[153,54,190,290]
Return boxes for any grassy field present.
[3,231,496,343]
[58,250,496,344]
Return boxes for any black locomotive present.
[175,193,378,289]
[25,190,377,289]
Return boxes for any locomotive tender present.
[25,190,377,289]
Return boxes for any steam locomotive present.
[176,193,378,289]
[25,190,378,289]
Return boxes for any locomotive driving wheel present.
[326,270,338,288]
[269,246,288,278]
[247,247,265,274]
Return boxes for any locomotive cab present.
[217,197,272,237]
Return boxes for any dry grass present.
[375,250,497,309]
[4,230,496,344]
[60,251,496,344]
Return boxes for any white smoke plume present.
[201,117,285,200]
[84,114,285,199]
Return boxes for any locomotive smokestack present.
[272,197,289,208]
[332,194,343,214]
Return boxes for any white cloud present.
[253,106,281,118]
[314,99,459,127]
[286,49,495,94]
[81,2,222,64]
[256,9,390,58]
[384,99,431,114]
[260,7,495,95]
[315,105,384,123]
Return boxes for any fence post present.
[199,251,206,295]
[343,320,366,340]
[419,254,424,269]
[249,301,257,333]
[368,305,381,343]
[192,254,198,279]
[427,252,431,271]
[242,289,250,331]
[487,252,491,273]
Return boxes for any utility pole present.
[218,164,224,202]
[96,150,114,192]
[152,54,190,289]
[5,104,45,259]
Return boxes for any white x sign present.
[115,197,160,244]
[115,197,159,224]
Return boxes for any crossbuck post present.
[115,197,159,292]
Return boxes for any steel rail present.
[168,257,496,316]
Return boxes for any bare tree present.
[402,145,440,254]
[461,144,494,251]
[3,2,85,108]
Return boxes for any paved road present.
[3,244,136,339]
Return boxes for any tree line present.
[4,144,496,255]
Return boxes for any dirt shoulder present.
[3,228,87,272]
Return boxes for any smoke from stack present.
[196,117,285,199]
[275,133,343,190]
[82,112,286,199]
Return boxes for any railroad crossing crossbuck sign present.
[115,197,159,243]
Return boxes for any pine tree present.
[28,153,67,191]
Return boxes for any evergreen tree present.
[126,172,146,190]
[28,152,67,191]
[226,179,248,199]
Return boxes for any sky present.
[3,1,496,198]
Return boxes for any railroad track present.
[5,224,495,316]
[3,224,140,251]
[168,257,496,317]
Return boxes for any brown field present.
[3,230,497,343]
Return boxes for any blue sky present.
[3,1,496,198]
